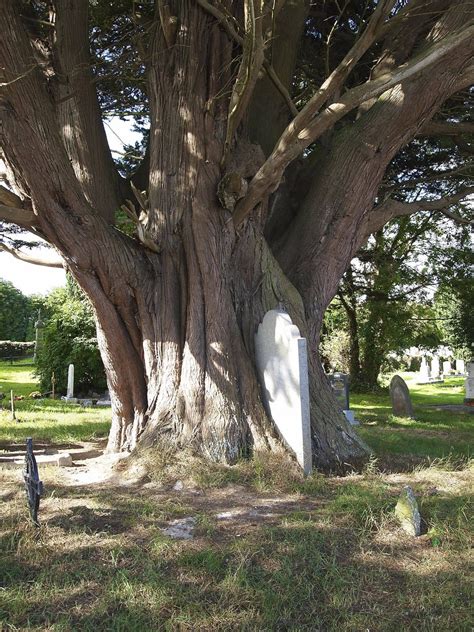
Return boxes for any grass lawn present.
[0,360,110,445]
[0,363,473,630]
[352,373,472,465]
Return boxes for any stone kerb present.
[255,310,312,475]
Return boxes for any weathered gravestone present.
[327,372,358,425]
[328,373,350,410]
[395,486,421,536]
[389,375,414,418]
[255,309,312,475]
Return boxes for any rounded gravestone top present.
[389,375,414,418]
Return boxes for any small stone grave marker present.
[395,486,421,536]
[328,372,350,411]
[389,375,414,418]
[255,309,312,475]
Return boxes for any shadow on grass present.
[2,472,472,631]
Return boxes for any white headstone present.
[255,309,312,475]
[465,362,474,403]
[431,356,441,380]
[419,357,431,382]
[455,359,465,375]
[442,360,452,376]
[67,363,74,399]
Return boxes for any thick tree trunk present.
[3,0,471,474]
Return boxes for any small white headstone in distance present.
[255,309,312,475]
[66,364,74,399]
[419,357,431,383]
[431,356,441,380]
[456,359,465,375]
[442,360,451,376]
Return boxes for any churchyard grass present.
[353,374,471,464]
[1,365,473,630]
[0,360,110,444]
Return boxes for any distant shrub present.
[0,340,35,358]
[35,281,106,395]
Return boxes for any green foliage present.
[320,328,351,373]
[435,279,474,356]
[0,340,35,359]
[35,280,106,395]
[0,278,34,341]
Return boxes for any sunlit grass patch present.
[0,359,110,444]
[1,456,473,631]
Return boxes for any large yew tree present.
[1,0,473,470]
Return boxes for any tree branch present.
[0,186,35,228]
[0,242,63,267]
[196,0,298,117]
[362,186,474,240]
[417,120,474,136]
[233,22,474,226]
[0,204,35,228]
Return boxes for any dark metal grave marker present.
[23,438,43,526]
[328,372,350,410]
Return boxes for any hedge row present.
[0,341,35,358]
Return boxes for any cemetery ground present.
[0,361,472,631]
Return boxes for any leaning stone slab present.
[255,309,312,475]
[389,375,414,418]
[395,486,421,536]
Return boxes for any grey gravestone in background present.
[464,362,474,404]
[255,310,312,475]
[390,375,414,418]
[328,373,350,410]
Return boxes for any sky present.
[0,118,141,296]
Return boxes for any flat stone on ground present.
[162,517,196,540]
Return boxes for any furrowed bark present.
[2,0,472,474]
[53,0,123,222]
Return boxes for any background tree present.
[35,278,106,395]
[434,243,474,357]
[0,278,34,342]
[337,211,470,389]
[1,0,473,470]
